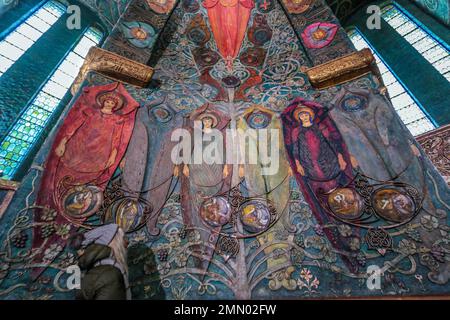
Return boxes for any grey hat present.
[81,223,119,247]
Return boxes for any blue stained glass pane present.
[0,42,24,61]
[4,32,34,51]
[15,24,42,41]
[381,4,450,80]
[25,15,51,33]
[0,1,66,78]
[348,28,435,136]
[0,26,103,179]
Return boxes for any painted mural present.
[0,0,19,17]
[0,0,449,300]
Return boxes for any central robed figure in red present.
[203,0,255,69]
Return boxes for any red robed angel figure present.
[31,82,139,279]
[281,98,360,273]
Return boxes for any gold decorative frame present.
[71,47,154,95]
[306,48,375,89]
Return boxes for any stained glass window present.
[0,0,66,77]
[348,28,436,136]
[0,27,103,179]
[381,4,450,81]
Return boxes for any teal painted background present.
[0,0,448,300]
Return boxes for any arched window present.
[0,2,103,180]
[381,3,449,81]
[348,28,436,136]
[0,0,66,77]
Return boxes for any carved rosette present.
[71,47,154,95]
[306,48,375,89]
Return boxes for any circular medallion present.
[188,27,209,44]
[341,95,367,112]
[239,200,271,233]
[63,185,103,219]
[200,196,232,227]
[193,47,220,68]
[246,111,271,129]
[301,22,338,49]
[151,106,173,123]
[222,75,241,88]
[327,188,364,219]
[372,188,416,223]
[106,198,149,233]
[130,27,148,40]
[240,47,266,67]
[121,21,156,48]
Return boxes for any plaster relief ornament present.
[121,21,157,48]
[203,0,255,69]
[281,0,312,14]
[301,22,339,49]
[146,0,177,14]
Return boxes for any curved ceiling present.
[78,0,371,31]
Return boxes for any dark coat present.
[75,244,126,300]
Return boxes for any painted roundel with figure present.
[62,185,103,219]
[239,200,271,233]
[327,188,364,219]
[372,188,416,223]
[200,196,232,228]
[106,198,149,233]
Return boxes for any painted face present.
[131,27,148,40]
[298,112,312,125]
[103,99,117,111]
[202,117,214,129]
[312,28,327,40]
